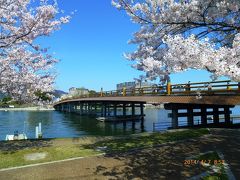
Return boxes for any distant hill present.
[52,90,67,98]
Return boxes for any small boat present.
[96,117,107,122]
[5,131,27,141]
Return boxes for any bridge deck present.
[54,80,240,106]
[54,95,240,106]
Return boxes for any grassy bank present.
[0,139,99,169]
[0,128,209,169]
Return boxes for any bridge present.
[53,80,240,129]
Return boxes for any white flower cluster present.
[0,46,58,103]
[0,0,70,103]
[164,34,240,81]
[113,0,240,82]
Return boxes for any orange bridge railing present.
[60,80,240,102]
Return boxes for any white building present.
[116,81,154,91]
[116,82,135,91]
[69,87,89,97]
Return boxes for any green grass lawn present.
[0,144,99,169]
[0,128,209,169]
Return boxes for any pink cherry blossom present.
[0,0,70,103]
[112,0,240,82]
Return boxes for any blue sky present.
[39,0,226,92]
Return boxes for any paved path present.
[0,129,240,180]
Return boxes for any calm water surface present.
[0,106,239,140]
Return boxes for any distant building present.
[59,87,89,100]
[135,81,154,88]
[116,82,135,91]
[60,94,71,100]
[69,87,89,97]
[116,81,154,91]
[69,87,77,95]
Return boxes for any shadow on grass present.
[0,139,52,153]
[83,128,209,153]
[88,128,240,179]
[93,138,213,179]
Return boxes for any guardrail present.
[59,80,240,102]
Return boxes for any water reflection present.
[0,111,146,140]
[61,113,143,136]
[0,105,239,140]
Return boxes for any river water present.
[0,106,239,140]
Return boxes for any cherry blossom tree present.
[0,0,70,103]
[112,0,240,83]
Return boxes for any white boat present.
[96,117,107,122]
[5,131,27,141]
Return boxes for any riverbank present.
[1,128,239,179]
[0,107,54,111]
[0,128,209,169]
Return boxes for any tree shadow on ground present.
[90,129,240,179]
[209,129,240,178]
[101,140,211,179]
[0,139,52,152]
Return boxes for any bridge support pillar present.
[201,107,207,125]
[80,102,83,115]
[113,103,117,117]
[74,103,78,112]
[107,105,110,116]
[100,103,104,116]
[104,103,107,117]
[123,103,126,117]
[141,118,144,130]
[87,103,91,115]
[172,108,178,128]
[224,107,231,124]
[213,107,219,124]
[68,103,71,112]
[94,103,97,114]
[140,103,144,129]
[131,103,136,129]
[140,103,144,116]
[72,103,75,112]
[131,103,135,116]
[187,107,194,127]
